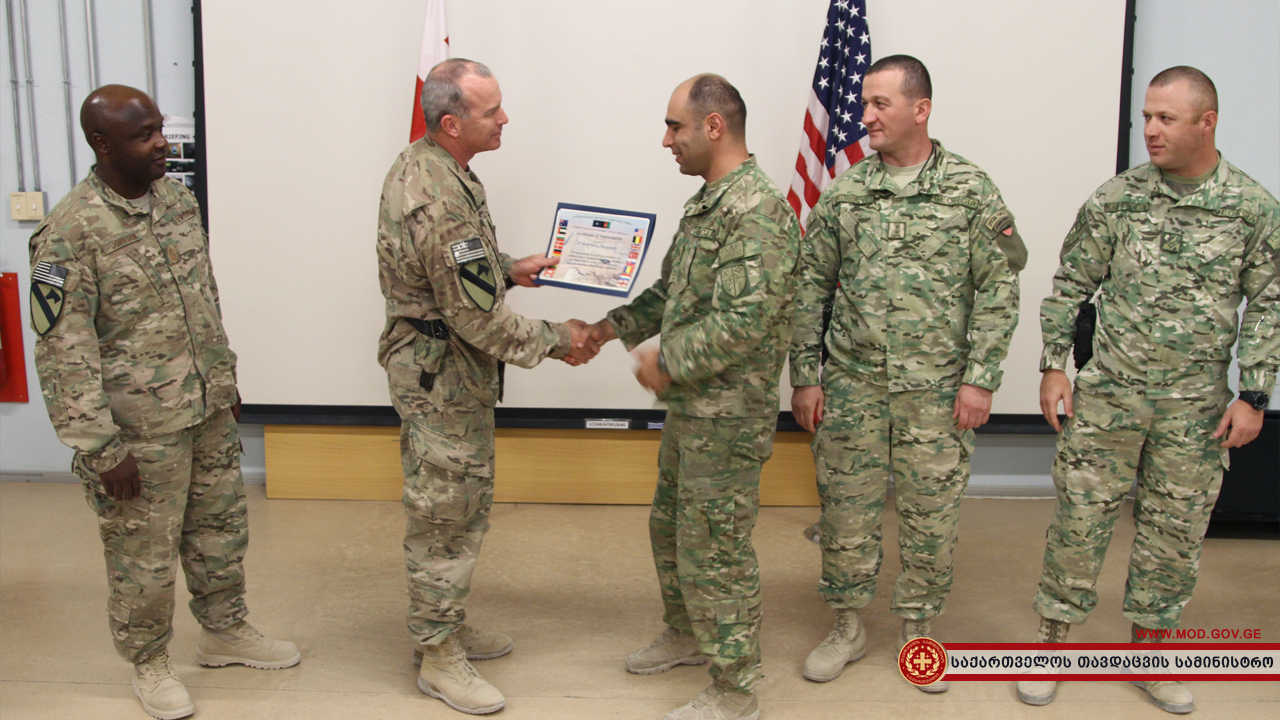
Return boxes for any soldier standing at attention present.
[586,74,800,720]
[789,55,1026,691]
[1018,67,1279,714]
[29,85,299,720]
[376,58,596,716]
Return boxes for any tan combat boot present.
[1016,616,1070,705]
[132,651,194,720]
[196,621,301,669]
[1130,623,1194,713]
[415,624,514,664]
[900,618,949,693]
[625,626,708,674]
[803,608,866,682]
[417,635,506,715]
[664,683,760,720]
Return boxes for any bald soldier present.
[587,74,801,720]
[377,58,597,715]
[1018,67,1280,714]
[29,86,298,720]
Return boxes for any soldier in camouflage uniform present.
[29,85,298,720]
[377,58,596,716]
[789,56,1026,691]
[585,74,800,720]
[1018,67,1279,714]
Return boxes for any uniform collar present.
[85,167,177,217]
[684,155,758,216]
[864,139,947,195]
[1148,152,1228,210]
[420,135,487,206]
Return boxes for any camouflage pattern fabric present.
[1034,157,1280,630]
[386,340,495,645]
[1040,157,1280,394]
[75,407,248,664]
[789,143,1022,621]
[30,171,238,474]
[790,141,1025,393]
[652,413,774,694]
[607,155,801,418]
[377,136,572,410]
[377,137,569,645]
[812,374,972,620]
[608,157,799,692]
[1034,365,1231,629]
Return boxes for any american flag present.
[787,0,872,232]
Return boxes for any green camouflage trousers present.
[652,413,775,694]
[1033,365,1232,630]
[388,342,496,647]
[812,376,973,620]
[74,407,248,664]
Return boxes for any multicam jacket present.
[30,171,237,474]
[377,137,571,409]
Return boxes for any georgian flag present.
[409,0,450,143]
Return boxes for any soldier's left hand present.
[634,345,671,396]
[509,254,560,287]
[1213,400,1265,448]
[953,384,993,430]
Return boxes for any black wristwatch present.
[1239,391,1270,410]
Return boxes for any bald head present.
[1149,66,1218,114]
[80,85,169,197]
[80,85,159,145]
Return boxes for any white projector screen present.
[201,0,1126,414]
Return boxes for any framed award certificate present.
[536,203,657,297]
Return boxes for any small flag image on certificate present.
[537,203,657,297]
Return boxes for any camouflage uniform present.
[607,156,800,693]
[790,142,1025,619]
[30,171,247,664]
[1034,157,1280,630]
[377,136,573,647]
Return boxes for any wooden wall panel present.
[264,426,818,506]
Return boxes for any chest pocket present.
[669,222,719,294]
[839,208,880,260]
[912,208,970,264]
[100,235,175,325]
[1108,213,1155,285]
[1182,224,1245,289]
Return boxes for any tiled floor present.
[1,481,1275,719]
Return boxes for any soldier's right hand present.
[99,453,142,501]
[1039,369,1074,432]
[791,385,825,434]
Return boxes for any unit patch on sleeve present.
[459,260,497,312]
[30,261,69,335]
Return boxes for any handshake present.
[560,319,615,366]
[558,319,672,396]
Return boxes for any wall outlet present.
[8,191,46,221]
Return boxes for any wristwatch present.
[1239,391,1270,410]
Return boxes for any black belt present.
[406,317,450,339]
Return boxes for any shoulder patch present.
[459,259,497,312]
[30,262,69,335]
[985,209,1014,234]
[450,238,486,265]
[718,240,745,263]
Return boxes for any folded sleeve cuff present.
[82,438,129,475]
[1239,366,1277,395]
[963,361,1003,393]
[547,322,572,360]
[1040,344,1072,373]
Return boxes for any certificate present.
[536,203,657,297]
